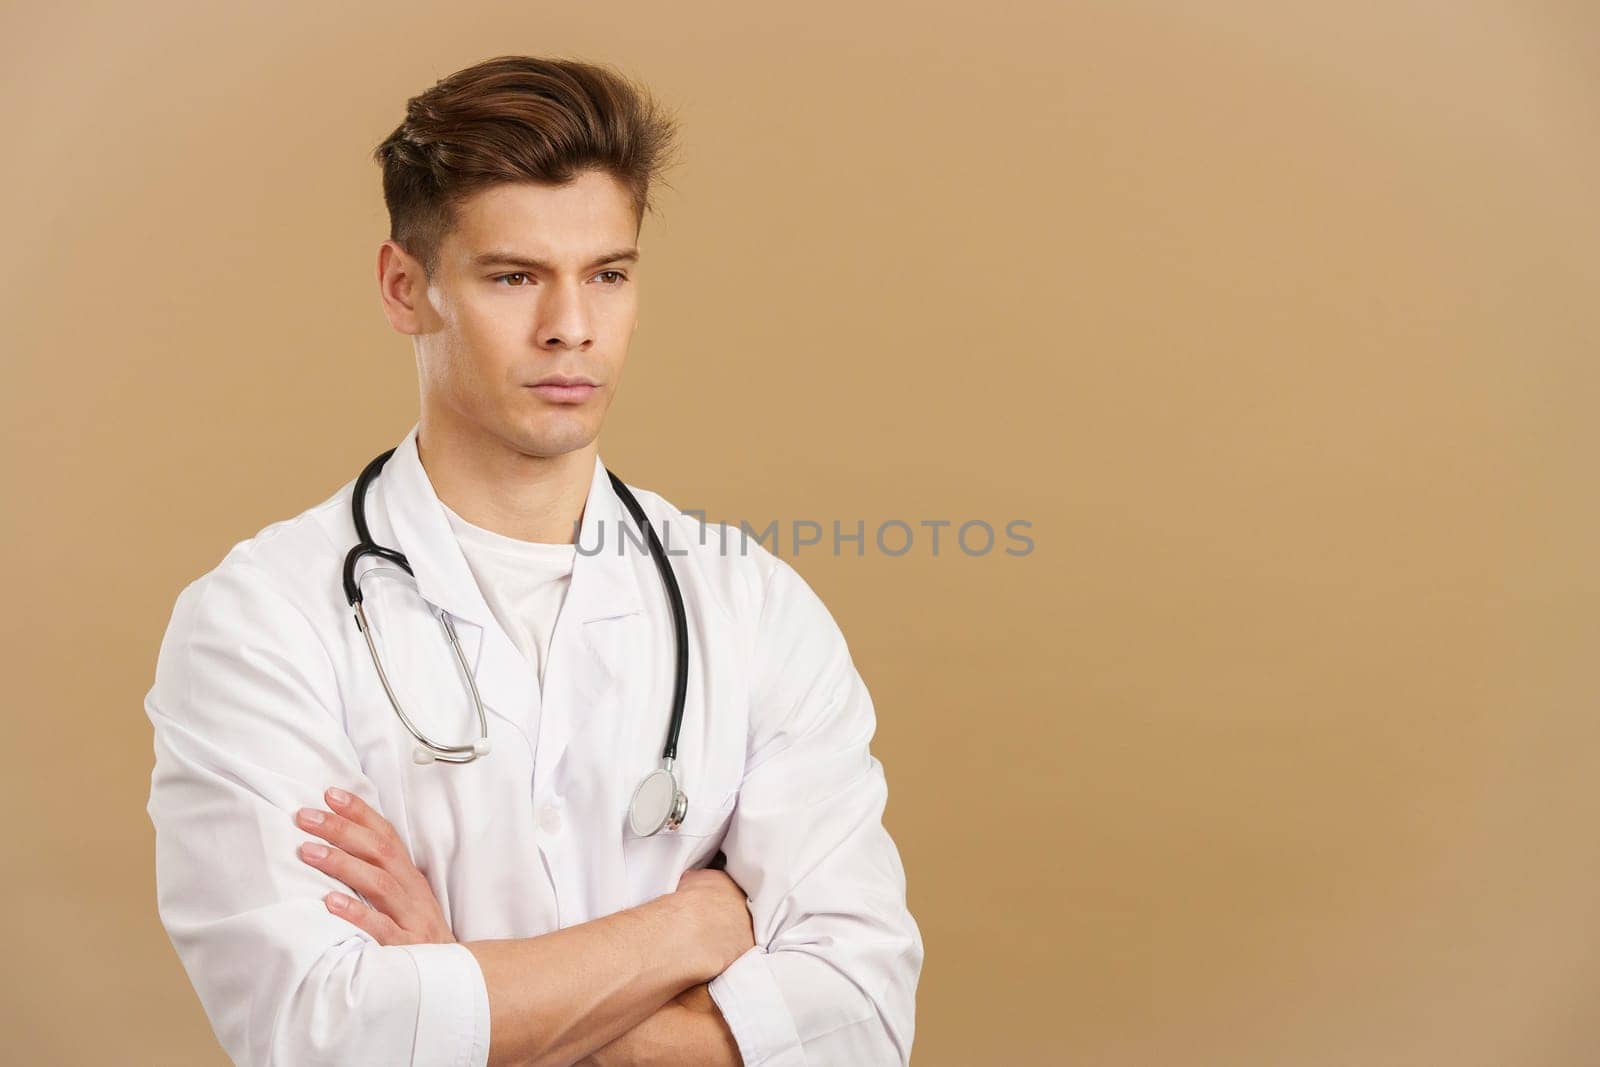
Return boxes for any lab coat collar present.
[380,423,646,631]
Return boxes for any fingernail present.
[300,842,328,860]
[326,891,350,909]
[298,809,325,825]
[327,788,351,806]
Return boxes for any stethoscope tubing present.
[340,447,689,780]
[606,469,689,763]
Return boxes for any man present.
[144,54,923,1066]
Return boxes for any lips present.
[531,376,598,387]
[527,382,597,404]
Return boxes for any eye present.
[595,270,628,286]
[495,272,532,286]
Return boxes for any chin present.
[507,422,597,459]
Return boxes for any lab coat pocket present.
[620,786,739,907]
[671,787,740,837]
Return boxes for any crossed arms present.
[289,779,749,1064]
[145,552,922,1065]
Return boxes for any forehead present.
[445,171,637,258]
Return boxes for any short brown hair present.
[373,55,681,278]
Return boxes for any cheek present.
[607,294,640,333]
[442,306,521,386]
[449,298,507,350]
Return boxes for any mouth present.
[525,382,598,404]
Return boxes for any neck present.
[415,415,596,545]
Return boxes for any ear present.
[377,240,428,335]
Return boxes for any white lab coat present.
[144,423,924,1066]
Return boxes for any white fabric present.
[439,499,575,691]
[143,422,923,1067]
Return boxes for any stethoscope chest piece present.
[629,764,687,837]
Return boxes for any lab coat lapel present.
[533,454,646,790]
[377,425,647,778]
[381,425,501,630]
[379,425,536,752]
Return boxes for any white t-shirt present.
[440,501,578,691]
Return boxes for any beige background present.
[4,1,1599,1063]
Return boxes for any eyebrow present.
[470,247,640,272]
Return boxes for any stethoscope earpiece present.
[412,740,482,765]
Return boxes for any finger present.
[294,806,393,871]
[324,788,401,848]
[294,802,427,931]
[319,789,422,890]
[324,889,409,946]
[297,841,412,927]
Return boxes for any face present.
[378,169,642,459]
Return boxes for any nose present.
[536,277,593,350]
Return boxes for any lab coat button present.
[539,805,562,834]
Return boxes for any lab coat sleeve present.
[143,555,491,1067]
[706,557,925,1066]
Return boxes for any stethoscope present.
[341,447,693,837]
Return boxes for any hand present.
[293,786,455,946]
[674,867,756,974]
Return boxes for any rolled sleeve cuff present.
[400,942,491,1067]
[707,946,806,1067]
